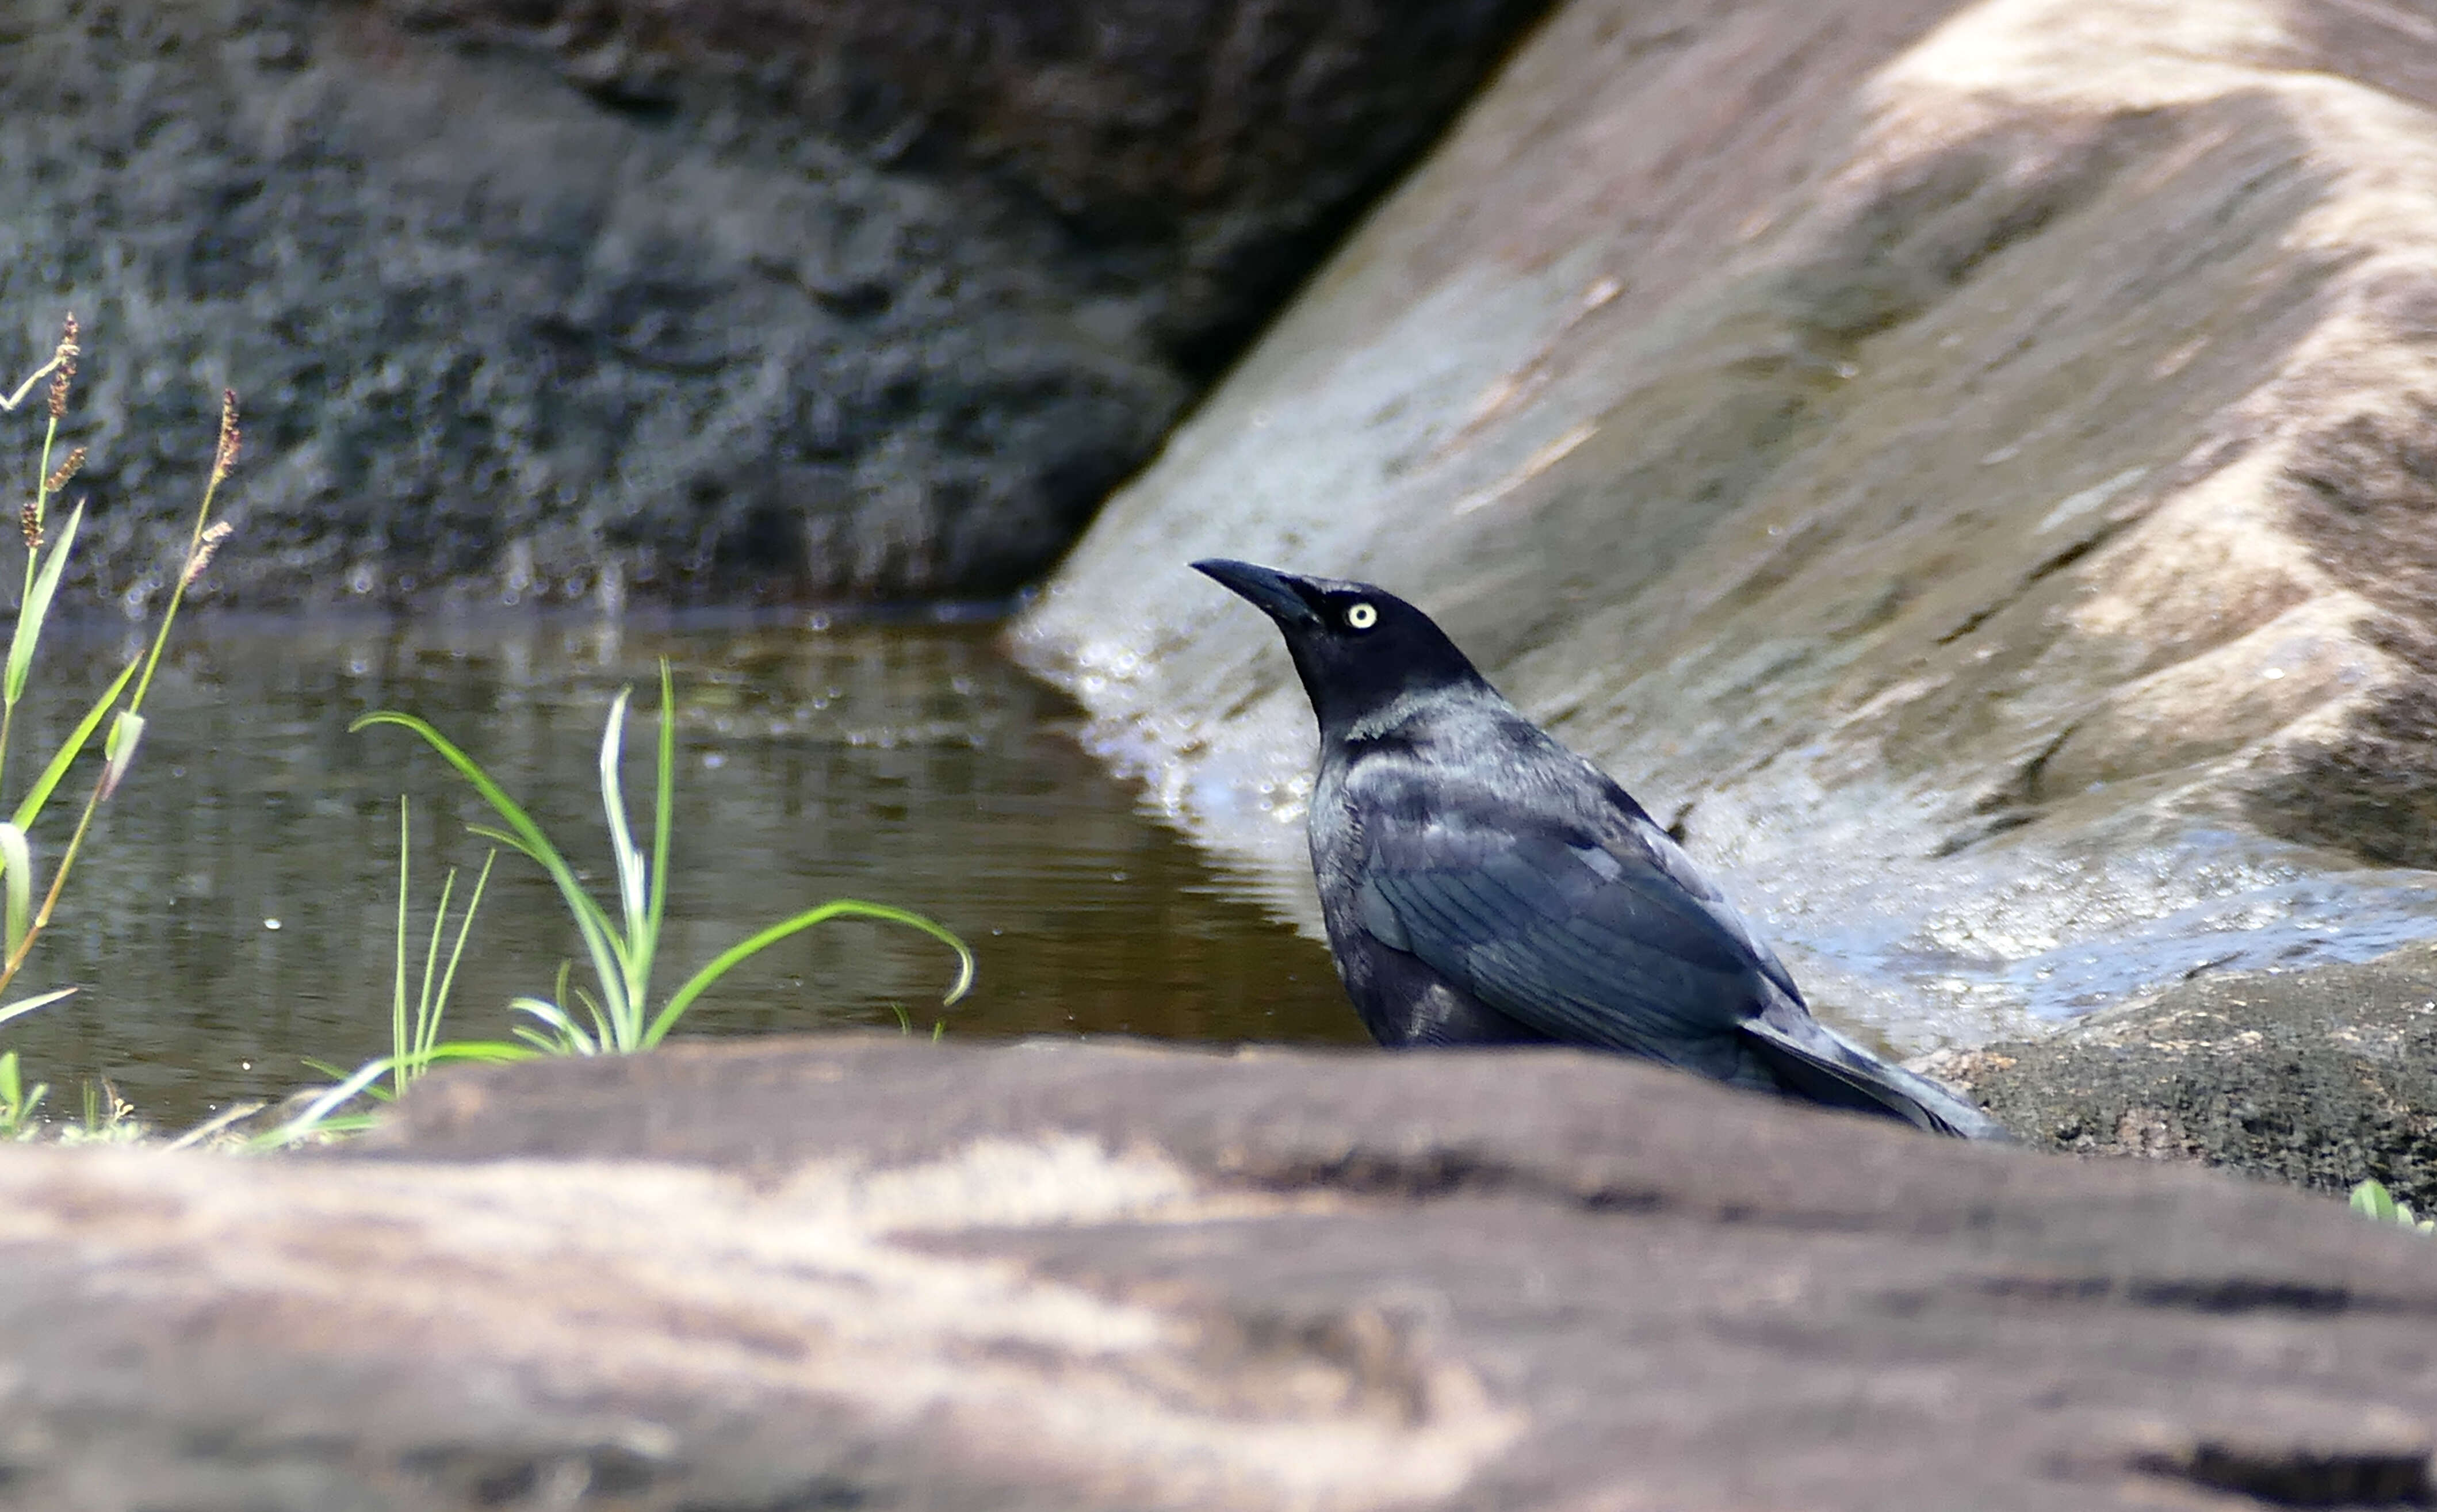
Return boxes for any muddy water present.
[1,611,1361,1127]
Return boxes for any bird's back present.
[1309,686,1781,1061]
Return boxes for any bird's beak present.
[1191,559,1322,629]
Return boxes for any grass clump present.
[265,663,974,1144]
[354,659,973,1058]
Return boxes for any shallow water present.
[2,611,1361,1127]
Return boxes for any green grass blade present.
[595,686,649,1044]
[511,1024,571,1055]
[598,687,644,938]
[3,502,82,711]
[0,985,78,1027]
[571,982,615,1050]
[252,1058,396,1148]
[12,655,137,832]
[0,823,30,957]
[511,994,594,1057]
[354,713,565,871]
[415,866,457,1059]
[98,709,144,799]
[393,799,412,1074]
[463,824,551,867]
[426,851,495,1061]
[354,710,634,1024]
[391,1039,533,1076]
[644,900,975,1048]
[2354,1180,2402,1222]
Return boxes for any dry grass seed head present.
[212,389,239,483]
[43,446,85,497]
[46,314,76,420]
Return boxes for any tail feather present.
[1741,1013,2011,1141]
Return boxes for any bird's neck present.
[1318,677,1513,753]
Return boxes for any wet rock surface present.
[1942,939,2437,1210]
[4,1036,2435,1510]
[1013,0,2437,1049]
[0,0,1542,606]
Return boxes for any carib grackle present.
[1192,558,2006,1139]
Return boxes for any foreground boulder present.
[0,0,1543,604]
[1012,0,2437,1059]
[3,1036,2434,1509]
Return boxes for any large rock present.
[2,1036,2434,1509]
[1012,0,2437,1054]
[0,0,1543,606]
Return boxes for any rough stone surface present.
[1940,939,2437,1209]
[0,0,1543,607]
[3,1036,2436,1509]
[367,0,1548,378]
[1011,0,2437,1051]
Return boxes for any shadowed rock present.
[0,0,1545,606]
[2,1037,2435,1508]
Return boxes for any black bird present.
[1192,558,2006,1139]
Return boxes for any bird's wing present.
[1347,754,1782,1077]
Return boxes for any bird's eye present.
[1345,602,1378,630]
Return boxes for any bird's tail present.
[1741,1009,2011,1140]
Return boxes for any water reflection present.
[4,611,1361,1125]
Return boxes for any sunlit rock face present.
[1015,0,2437,1049]
[0,0,1545,606]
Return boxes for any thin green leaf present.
[391,1039,534,1074]
[2354,1180,2401,1222]
[570,981,615,1052]
[0,822,30,957]
[425,851,495,1062]
[253,1058,396,1148]
[393,800,411,1078]
[414,865,457,1059]
[598,686,645,945]
[98,709,144,800]
[462,823,549,866]
[0,983,75,1028]
[354,711,634,1021]
[645,899,975,1048]
[12,655,137,832]
[511,1024,573,1055]
[595,686,649,1040]
[3,502,82,711]
[511,994,594,1057]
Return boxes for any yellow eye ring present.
[1345,602,1378,630]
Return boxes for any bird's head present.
[1191,559,1492,738]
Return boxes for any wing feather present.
[1348,755,1781,1074]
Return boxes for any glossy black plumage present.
[1192,558,2006,1139]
